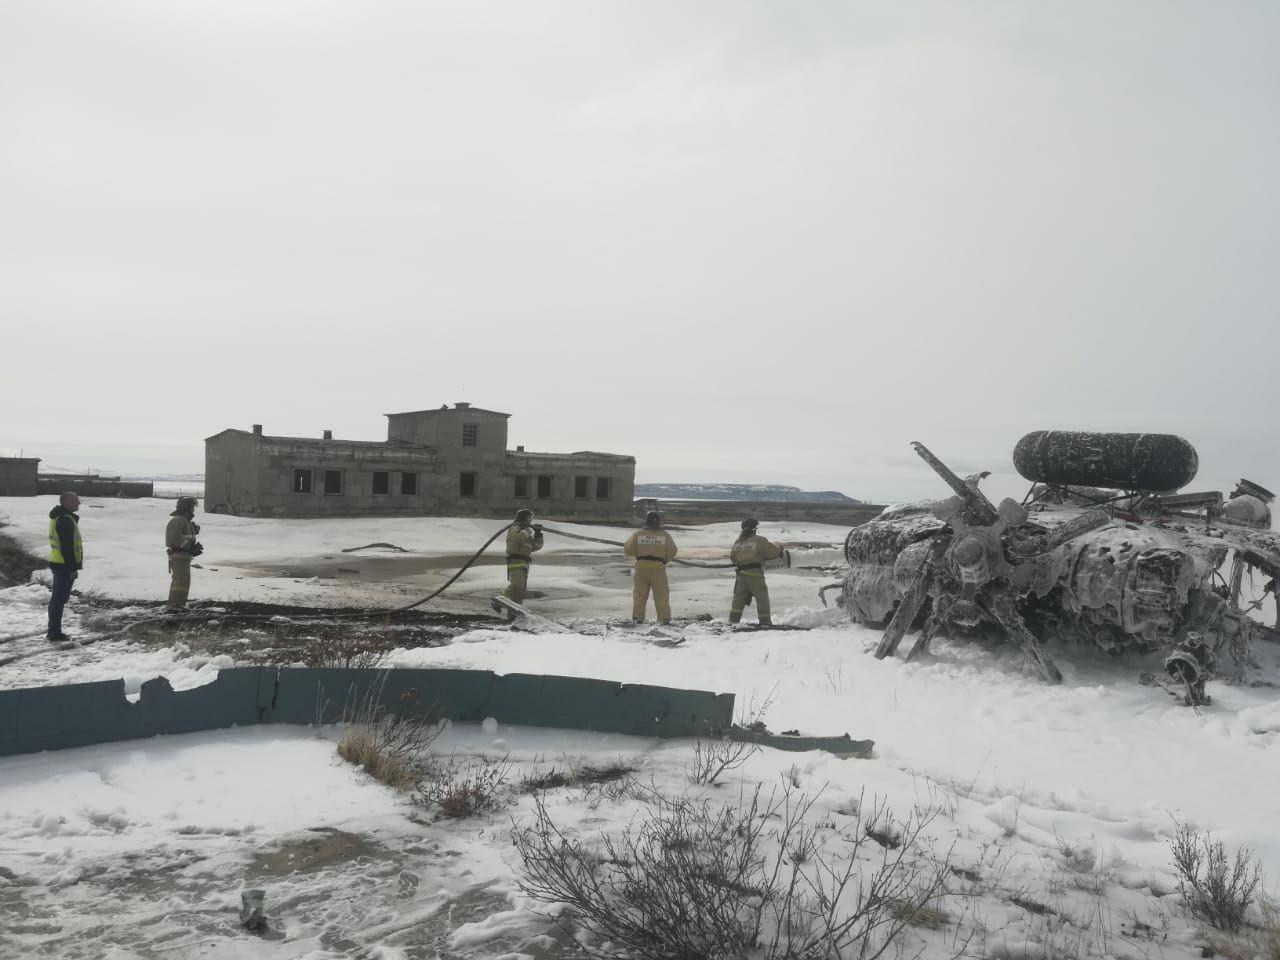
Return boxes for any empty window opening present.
[514,475,530,498]
[596,477,612,500]
[460,472,478,498]
[323,470,343,495]
[536,475,552,499]
[574,476,589,499]
[293,469,313,494]
[462,424,478,447]
[401,472,418,495]
[372,471,389,495]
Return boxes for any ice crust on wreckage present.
[833,430,1280,694]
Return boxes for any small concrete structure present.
[204,402,636,520]
[0,457,40,496]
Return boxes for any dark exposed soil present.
[0,526,43,587]
[79,598,501,664]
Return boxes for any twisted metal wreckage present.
[825,431,1280,703]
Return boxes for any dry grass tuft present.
[1201,896,1280,960]
[331,674,443,791]
[337,726,419,791]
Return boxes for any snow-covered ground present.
[2,496,1279,958]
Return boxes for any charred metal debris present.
[825,431,1280,694]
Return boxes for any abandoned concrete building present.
[0,457,40,497]
[204,403,636,520]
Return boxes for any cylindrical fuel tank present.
[1013,431,1198,492]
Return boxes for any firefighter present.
[502,508,543,610]
[623,511,678,622]
[165,496,203,610]
[47,491,83,642]
[729,518,785,626]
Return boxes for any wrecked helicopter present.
[824,431,1280,700]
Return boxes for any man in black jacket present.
[47,492,82,642]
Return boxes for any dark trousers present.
[48,565,75,637]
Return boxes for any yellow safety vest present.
[48,514,83,565]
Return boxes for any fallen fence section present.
[0,667,734,758]
[729,727,875,759]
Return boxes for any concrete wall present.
[388,408,512,511]
[0,458,39,496]
[503,453,636,521]
[35,476,153,498]
[0,667,735,757]
[205,406,637,521]
[205,432,442,517]
[386,407,510,456]
[204,430,258,513]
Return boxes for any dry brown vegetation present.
[512,781,958,960]
[332,676,443,791]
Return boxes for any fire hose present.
[537,525,738,569]
[1,522,758,648]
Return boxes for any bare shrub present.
[863,796,903,850]
[1170,822,1263,933]
[522,761,636,793]
[685,733,759,786]
[306,632,393,669]
[417,754,513,819]
[512,782,954,960]
[333,676,443,791]
[890,898,950,930]
[685,690,774,787]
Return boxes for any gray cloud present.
[3,1,1277,501]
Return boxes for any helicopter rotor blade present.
[904,615,940,661]
[875,537,946,660]
[984,589,1063,684]
[911,441,999,526]
[875,571,929,660]
[1038,510,1111,554]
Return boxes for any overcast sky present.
[2,1,1277,502]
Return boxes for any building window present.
[401,472,418,495]
[536,475,552,499]
[462,424,478,447]
[596,477,612,500]
[323,470,343,495]
[574,476,590,499]
[293,469,313,494]
[514,475,530,498]
[460,472,477,498]
[372,471,389,495]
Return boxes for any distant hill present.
[635,483,861,504]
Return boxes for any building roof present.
[508,450,636,464]
[0,457,41,463]
[204,428,433,452]
[385,405,511,418]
